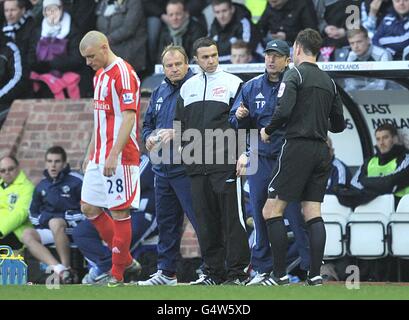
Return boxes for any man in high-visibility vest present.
[351,123,409,207]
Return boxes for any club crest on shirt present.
[212,86,227,98]
[8,193,18,205]
[277,82,286,98]
[122,93,134,104]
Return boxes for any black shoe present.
[260,274,290,286]
[123,259,142,282]
[190,274,220,286]
[60,268,79,284]
[306,275,323,286]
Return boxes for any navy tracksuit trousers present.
[155,174,198,274]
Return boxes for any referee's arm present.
[264,70,298,136]
[328,88,346,133]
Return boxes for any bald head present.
[80,30,116,70]
[80,31,109,53]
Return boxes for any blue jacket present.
[142,69,194,177]
[326,157,352,195]
[229,72,285,158]
[373,11,409,60]
[29,165,83,228]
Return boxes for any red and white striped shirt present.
[91,58,140,166]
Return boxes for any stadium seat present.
[347,194,394,258]
[323,214,348,259]
[388,195,409,257]
[322,195,352,218]
[322,195,352,259]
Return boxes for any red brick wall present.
[0,98,200,258]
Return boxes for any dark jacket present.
[175,67,243,176]
[326,157,352,195]
[62,0,97,35]
[210,7,262,63]
[2,15,35,66]
[229,72,285,159]
[156,18,207,62]
[373,10,409,60]
[0,38,26,104]
[257,0,318,44]
[143,68,194,177]
[265,62,345,141]
[29,165,83,229]
[96,0,147,72]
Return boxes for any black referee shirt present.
[265,62,345,141]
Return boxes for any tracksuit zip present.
[202,72,207,175]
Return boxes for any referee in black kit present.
[260,28,346,286]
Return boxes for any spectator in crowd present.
[28,0,43,25]
[73,155,157,284]
[209,0,263,64]
[141,45,199,286]
[28,0,92,99]
[142,0,166,70]
[325,137,352,195]
[229,39,310,285]
[96,0,147,74]
[2,0,34,63]
[344,26,392,91]
[175,37,250,285]
[156,0,207,63]
[0,34,26,126]
[0,155,34,250]
[373,0,409,60]
[360,0,393,38]
[230,40,253,64]
[61,0,96,36]
[315,0,355,62]
[257,0,318,45]
[351,123,409,207]
[22,146,84,284]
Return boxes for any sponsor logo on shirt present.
[123,93,134,104]
[212,86,227,98]
[94,101,111,110]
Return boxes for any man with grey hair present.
[140,45,199,286]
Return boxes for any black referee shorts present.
[268,138,332,202]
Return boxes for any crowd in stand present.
[0,0,409,111]
[1,0,409,284]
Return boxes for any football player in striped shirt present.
[79,31,141,286]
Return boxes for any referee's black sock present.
[266,216,288,278]
[306,217,326,278]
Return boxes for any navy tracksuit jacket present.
[229,72,310,273]
[142,69,198,274]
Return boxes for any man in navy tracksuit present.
[23,146,84,284]
[72,154,158,284]
[140,45,198,285]
[229,40,310,285]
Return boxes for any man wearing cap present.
[229,39,310,285]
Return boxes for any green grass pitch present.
[0,283,408,300]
